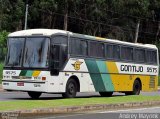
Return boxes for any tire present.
[99,92,113,97]
[62,79,77,98]
[125,80,141,95]
[28,92,42,99]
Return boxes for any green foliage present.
[0,31,9,60]
[0,0,25,31]
[0,30,9,47]
[124,0,150,17]
[0,63,3,84]
[0,0,160,43]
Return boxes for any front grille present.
[12,76,32,79]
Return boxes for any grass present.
[0,95,160,111]
[159,76,160,86]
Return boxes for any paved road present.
[19,107,160,119]
[0,91,159,101]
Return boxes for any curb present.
[1,101,160,117]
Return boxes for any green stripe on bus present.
[96,61,114,91]
[25,70,33,77]
[19,70,27,76]
[85,59,106,91]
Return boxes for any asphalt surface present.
[19,107,160,119]
[0,91,159,101]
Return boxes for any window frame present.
[70,37,88,57]
[88,41,105,58]
[120,45,134,62]
[50,34,69,71]
[134,48,146,63]
[67,35,158,66]
[146,49,157,65]
[105,43,121,61]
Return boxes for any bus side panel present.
[59,72,95,92]
[46,75,61,93]
[108,74,133,91]
[63,58,158,93]
[139,75,158,91]
[106,62,135,91]
[109,74,158,92]
[85,59,115,92]
[62,58,95,92]
[108,61,158,92]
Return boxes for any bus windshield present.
[5,37,49,68]
[5,38,25,67]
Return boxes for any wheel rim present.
[134,82,140,94]
[68,83,75,95]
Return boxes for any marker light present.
[42,77,46,80]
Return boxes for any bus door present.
[49,36,68,92]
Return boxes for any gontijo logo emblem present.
[72,61,83,70]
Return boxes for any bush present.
[0,30,9,60]
[0,63,3,84]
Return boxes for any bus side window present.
[146,50,157,64]
[51,36,68,70]
[50,45,60,69]
[89,42,104,58]
[106,44,113,59]
[70,38,88,56]
[135,48,145,63]
[113,45,120,60]
[121,46,133,61]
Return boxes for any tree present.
[123,0,150,43]
[0,31,9,60]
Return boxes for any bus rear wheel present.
[99,92,113,97]
[28,91,42,99]
[125,80,141,95]
[62,79,77,98]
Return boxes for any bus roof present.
[8,29,68,37]
[8,29,157,49]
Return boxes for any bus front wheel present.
[62,79,77,98]
[125,80,141,95]
[28,91,42,99]
[99,92,113,97]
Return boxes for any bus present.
[2,29,159,99]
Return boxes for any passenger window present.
[135,48,145,63]
[106,44,113,59]
[121,46,133,61]
[51,36,68,69]
[70,38,88,56]
[90,42,104,58]
[106,44,120,60]
[146,50,157,64]
[113,45,120,60]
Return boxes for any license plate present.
[17,82,24,86]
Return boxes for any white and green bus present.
[2,29,159,98]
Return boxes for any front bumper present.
[2,80,47,92]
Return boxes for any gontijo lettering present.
[121,65,143,72]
